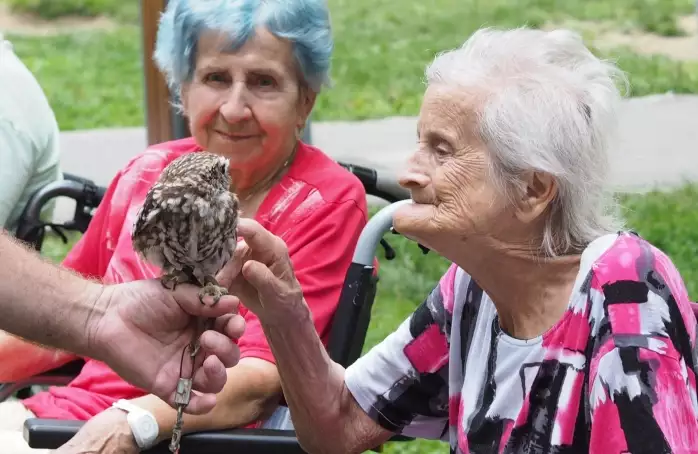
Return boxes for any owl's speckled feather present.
[131,151,240,307]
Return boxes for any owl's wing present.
[131,182,164,241]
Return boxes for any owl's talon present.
[161,270,190,291]
[161,274,177,290]
[198,280,228,306]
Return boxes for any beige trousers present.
[0,400,50,454]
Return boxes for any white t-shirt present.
[0,35,62,233]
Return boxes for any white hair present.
[425,27,628,257]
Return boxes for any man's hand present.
[86,275,245,415]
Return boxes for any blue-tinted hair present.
[154,0,333,94]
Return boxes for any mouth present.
[409,195,436,205]
[215,130,258,141]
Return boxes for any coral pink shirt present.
[23,138,368,421]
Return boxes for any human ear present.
[514,171,557,223]
[297,86,317,130]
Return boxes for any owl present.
[132,151,240,308]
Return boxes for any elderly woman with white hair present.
[228,27,698,453]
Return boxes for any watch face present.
[140,414,158,436]
[130,412,159,448]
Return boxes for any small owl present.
[132,151,240,308]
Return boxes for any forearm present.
[0,230,105,358]
[259,300,391,454]
[131,359,282,442]
[0,330,76,381]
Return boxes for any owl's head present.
[162,151,232,192]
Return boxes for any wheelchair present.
[1,161,421,453]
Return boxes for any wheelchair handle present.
[338,161,410,204]
[21,180,105,222]
[352,199,412,266]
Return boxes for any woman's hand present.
[221,218,305,322]
[55,408,138,454]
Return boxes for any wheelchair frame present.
[3,161,418,453]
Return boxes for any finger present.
[216,241,249,288]
[172,285,240,317]
[199,330,241,368]
[183,390,217,415]
[191,354,228,396]
[212,313,236,333]
[236,218,286,264]
[213,313,246,341]
[241,260,280,298]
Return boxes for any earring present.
[296,124,304,140]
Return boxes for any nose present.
[219,85,252,124]
[398,149,431,189]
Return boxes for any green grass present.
[4,0,698,129]
[4,0,139,23]
[7,26,145,131]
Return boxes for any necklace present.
[238,142,298,202]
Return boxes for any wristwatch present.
[111,399,159,450]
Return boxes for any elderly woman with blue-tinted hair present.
[0,0,370,452]
[221,27,698,453]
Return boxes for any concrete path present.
[53,93,698,220]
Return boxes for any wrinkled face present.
[180,27,314,182]
[393,85,514,254]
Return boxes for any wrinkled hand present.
[219,218,305,322]
[54,408,138,454]
[87,270,245,415]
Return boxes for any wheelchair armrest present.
[24,419,307,454]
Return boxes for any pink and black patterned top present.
[345,231,698,453]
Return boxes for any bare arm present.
[0,229,104,358]
[130,358,282,441]
[0,330,77,381]
[226,218,397,453]
[259,299,394,454]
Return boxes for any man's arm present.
[0,229,105,357]
[0,330,77,381]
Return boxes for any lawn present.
[3,0,698,128]
[6,0,698,452]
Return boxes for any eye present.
[203,71,229,85]
[251,73,278,89]
[428,136,451,157]
[434,145,450,156]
